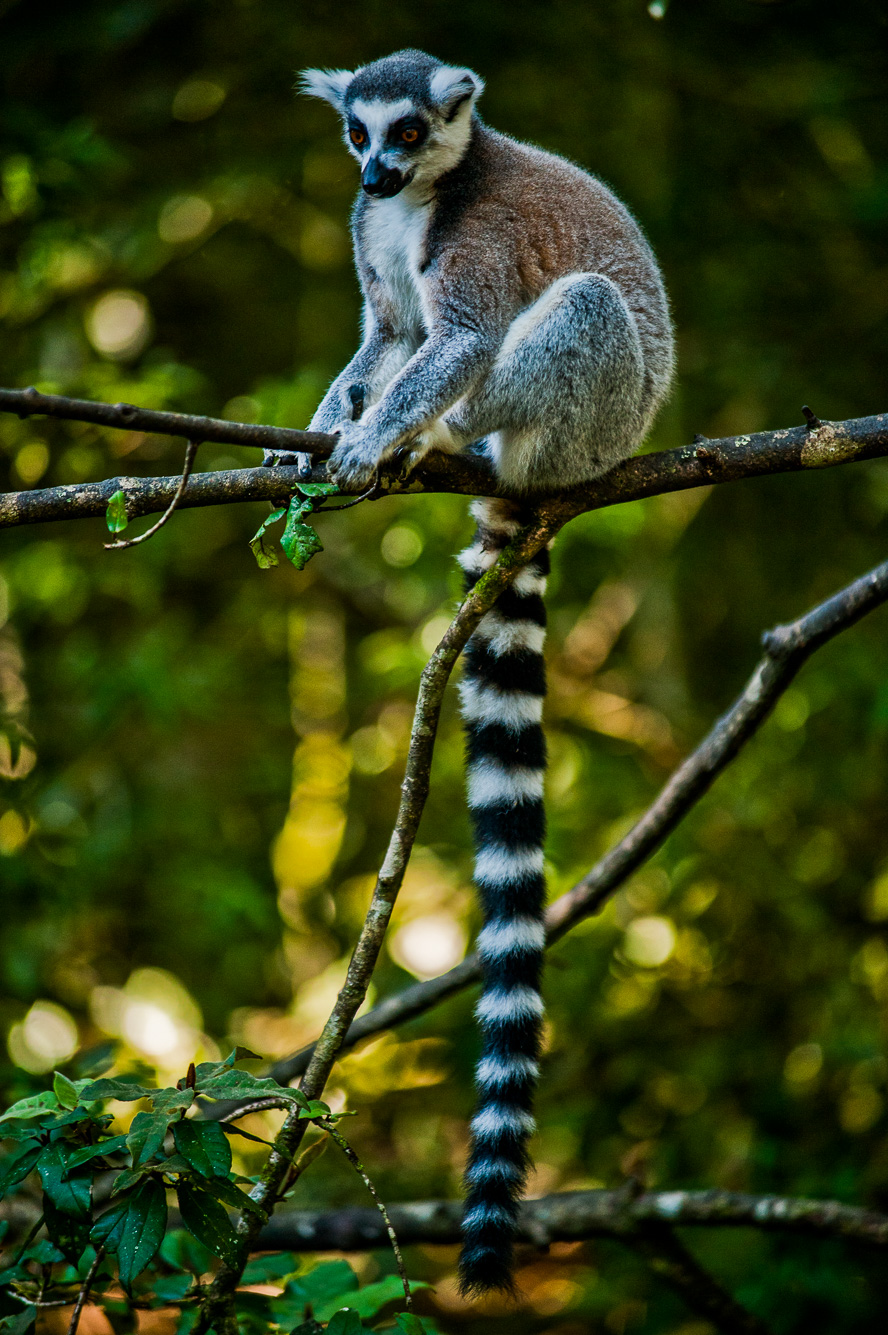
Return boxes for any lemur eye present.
[401,127,420,144]
[349,127,366,147]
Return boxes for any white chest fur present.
[361,194,431,332]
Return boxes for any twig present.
[190,513,562,1331]
[218,1098,293,1120]
[256,1186,888,1252]
[67,1246,105,1335]
[629,1224,773,1335]
[260,549,888,1084]
[104,439,200,549]
[0,385,333,456]
[318,1118,413,1312]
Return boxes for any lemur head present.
[299,50,484,199]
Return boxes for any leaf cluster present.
[0,1055,424,1333]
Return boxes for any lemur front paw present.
[262,448,313,477]
[325,419,386,490]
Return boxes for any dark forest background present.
[1,0,888,1330]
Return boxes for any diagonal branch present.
[628,1224,773,1335]
[255,1186,888,1252]
[191,511,563,1331]
[262,549,888,1085]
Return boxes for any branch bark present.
[263,549,888,1085]
[1,388,887,526]
[256,1186,888,1251]
[629,1225,773,1335]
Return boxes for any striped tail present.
[457,497,549,1296]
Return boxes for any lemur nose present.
[361,158,405,198]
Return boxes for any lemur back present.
[281,47,675,1297]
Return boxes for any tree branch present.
[1,387,887,526]
[256,1186,888,1252]
[263,549,888,1085]
[192,514,564,1330]
[629,1224,773,1335]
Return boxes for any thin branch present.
[1,393,887,527]
[629,1224,773,1335]
[104,439,200,549]
[67,1246,105,1335]
[319,1118,413,1313]
[256,1186,888,1252]
[263,549,888,1084]
[191,513,563,1330]
[0,385,333,456]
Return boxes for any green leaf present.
[395,1316,437,1335]
[176,1180,240,1267]
[80,1078,154,1102]
[280,516,323,571]
[0,1142,41,1198]
[159,1227,215,1276]
[298,1099,331,1120]
[324,1311,363,1335]
[94,1178,167,1292]
[196,1068,298,1104]
[294,482,338,498]
[0,1310,36,1335]
[0,1091,59,1125]
[288,1322,323,1335]
[53,1071,81,1110]
[200,1174,266,1221]
[241,1251,299,1285]
[44,1195,91,1262]
[274,1261,360,1327]
[151,1087,194,1114]
[127,1111,171,1165]
[110,1161,161,1197]
[37,1143,92,1216]
[344,1276,425,1321]
[249,509,287,569]
[172,1119,232,1178]
[66,1135,129,1170]
[118,1178,167,1292]
[105,489,129,533]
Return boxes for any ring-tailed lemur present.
[270,49,675,1295]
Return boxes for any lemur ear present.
[298,67,355,109]
[429,65,484,120]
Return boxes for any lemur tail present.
[457,496,549,1296]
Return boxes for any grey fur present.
[280,49,674,491]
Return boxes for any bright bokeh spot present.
[624,915,676,968]
[15,440,50,484]
[381,524,423,567]
[85,290,151,359]
[158,194,213,244]
[90,968,206,1074]
[784,1042,823,1085]
[390,913,467,980]
[8,1000,78,1073]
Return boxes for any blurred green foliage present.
[1,0,888,1330]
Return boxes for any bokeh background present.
[1,0,888,1330]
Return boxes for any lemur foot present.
[262,448,313,478]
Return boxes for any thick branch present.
[265,549,888,1085]
[1,389,887,527]
[256,1187,888,1251]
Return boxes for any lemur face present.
[300,49,484,199]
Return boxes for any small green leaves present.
[127,1111,171,1165]
[173,1119,232,1179]
[325,1311,363,1335]
[249,507,286,568]
[92,1178,167,1291]
[52,1070,80,1109]
[196,1067,296,1104]
[80,1078,155,1102]
[249,482,339,571]
[37,1143,92,1218]
[0,1090,59,1124]
[105,489,129,534]
[176,1180,240,1267]
[0,1142,41,1197]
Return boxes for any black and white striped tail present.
[457,497,549,1296]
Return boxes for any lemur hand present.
[325,417,385,489]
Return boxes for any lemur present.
[268,49,675,1295]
